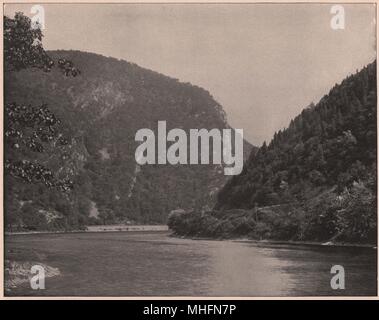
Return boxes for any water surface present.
[5,231,377,296]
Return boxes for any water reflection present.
[5,232,377,296]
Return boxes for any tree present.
[336,181,377,242]
[4,12,80,191]
[4,102,73,191]
[4,12,80,76]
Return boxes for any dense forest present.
[4,13,252,231]
[169,62,377,244]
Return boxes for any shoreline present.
[5,228,376,249]
[232,238,377,249]
[171,234,377,249]
[5,225,169,236]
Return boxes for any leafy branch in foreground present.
[5,102,73,192]
[4,12,80,76]
[4,12,80,192]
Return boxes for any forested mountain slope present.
[169,61,377,244]
[5,50,253,230]
[217,61,376,209]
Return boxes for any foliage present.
[217,61,376,210]
[336,181,377,242]
[170,62,377,244]
[4,12,80,76]
[4,12,84,230]
[5,102,73,191]
[169,180,376,244]
[4,12,53,71]
[4,12,80,193]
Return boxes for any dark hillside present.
[169,61,377,244]
[5,50,253,229]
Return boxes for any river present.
[5,231,377,296]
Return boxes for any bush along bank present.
[168,183,377,245]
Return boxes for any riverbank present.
[171,234,377,249]
[6,227,376,249]
[233,238,377,249]
[5,224,169,235]
[167,205,377,247]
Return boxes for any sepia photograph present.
[2,1,378,299]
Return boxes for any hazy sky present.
[5,3,376,145]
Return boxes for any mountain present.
[169,61,377,244]
[217,61,376,209]
[4,50,253,230]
